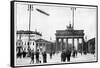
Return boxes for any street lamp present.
[27,4,33,56]
[27,4,50,55]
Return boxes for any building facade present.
[16,30,42,53]
[87,38,95,54]
[35,39,56,53]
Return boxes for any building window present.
[25,42,26,45]
[22,42,23,45]
[33,42,34,45]
[43,43,45,46]
[40,43,42,46]
[19,43,20,45]
[27,42,30,45]
[16,42,18,46]
[36,43,38,46]
[36,43,38,47]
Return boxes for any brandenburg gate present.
[55,24,84,53]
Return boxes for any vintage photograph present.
[13,1,97,66]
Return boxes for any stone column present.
[72,38,74,50]
[61,38,64,51]
[35,43,37,51]
[39,43,40,52]
[66,38,68,50]
[56,38,59,52]
[77,38,79,51]
[82,37,84,54]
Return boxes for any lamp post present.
[27,4,33,55]
[27,4,49,55]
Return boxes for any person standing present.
[50,52,52,59]
[36,50,39,63]
[30,50,34,64]
[23,48,27,58]
[61,50,66,62]
[72,48,77,57]
[66,49,71,62]
[42,51,47,63]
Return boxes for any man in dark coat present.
[36,50,39,63]
[23,49,26,58]
[30,50,34,64]
[42,51,47,63]
[61,50,66,62]
[72,49,77,58]
[17,46,22,58]
[66,49,71,62]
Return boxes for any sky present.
[15,2,97,42]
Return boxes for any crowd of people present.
[61,48,78,62]
[16,47,27,58]
[30,49,47,64]
[17,46,78,64]
[16,47,47,64]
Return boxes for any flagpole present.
[71,7,76,29]
[27,4,33,55]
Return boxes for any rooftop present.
[36,38,53,44]
[16,30,42,36]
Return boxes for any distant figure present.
[72,49,77,57]
[61,50,66,62]
[36,50,39,63]
[52,51,55,55]
[23,49,27,58]
[39,52,43,63]
[42,51,47,63]
[17,52,22,58]
[66,49,71,62]
[50,52,52,59]
[30,50,34,64]
[17,46,22,58]
[27,48,31,57]
[75,50,77,56]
